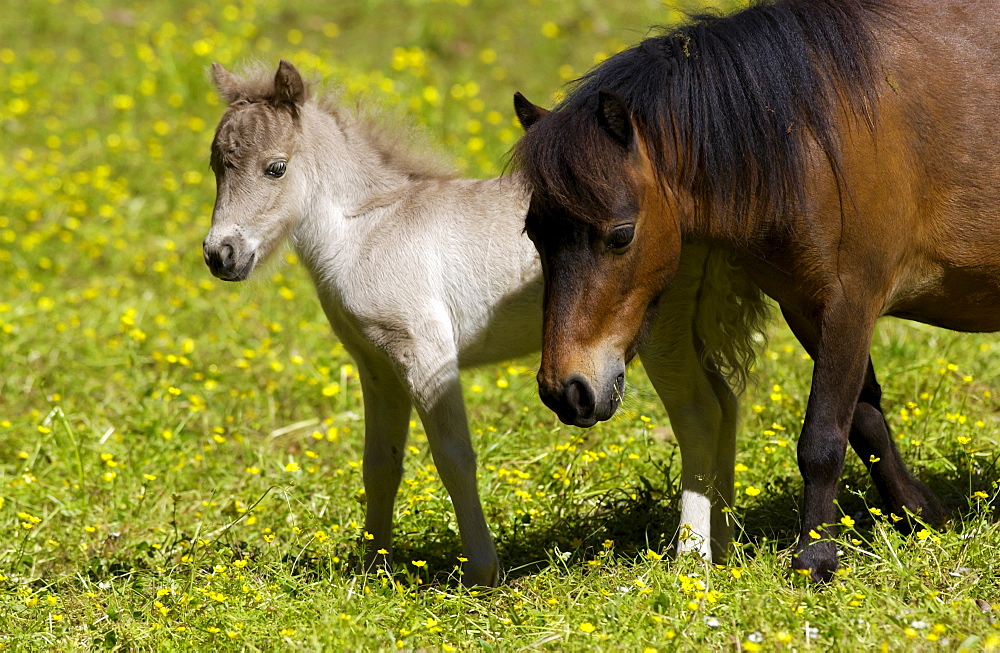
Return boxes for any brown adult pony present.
[513,0,999,581]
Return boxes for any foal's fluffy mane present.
[218,62,456,181]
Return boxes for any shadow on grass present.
[59,453,999,590]
[390,450,1000,585]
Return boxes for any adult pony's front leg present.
[400,326,499,587]
[357,362,412,576]
[790,299,875,581]
[781,309,946,539]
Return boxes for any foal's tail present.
[694,250,769,394]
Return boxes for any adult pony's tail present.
[694,250,769,394]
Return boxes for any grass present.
[1,0,999,649]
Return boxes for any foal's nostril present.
[204,236,241,277]
[219,242,235,266]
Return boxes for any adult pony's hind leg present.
[705,366,738,562]
[640,326,735,562]
[847,360,946,529]
[358,360,412,576]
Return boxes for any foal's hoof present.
[791,540,838,583]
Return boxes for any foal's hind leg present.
[358,360,412,575]
[641,323,735,562]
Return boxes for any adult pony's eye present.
[607,224,635,252]
[265,160,287,178]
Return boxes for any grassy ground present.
[2,0,1000,649]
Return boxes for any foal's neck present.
[301,104,414,218]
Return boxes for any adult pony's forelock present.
[513,103,634,226]
[516,0,896,232]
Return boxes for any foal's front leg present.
[781,308,945,540]
[358,362,412,575]
[847,361,946,529]
[399,328,499,587]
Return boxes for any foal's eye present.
[265,160,287,178]
[607,225,635,252]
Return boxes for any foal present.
[203,61,765,585]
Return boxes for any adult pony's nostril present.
[610,372,626,409]
[564,375,596,418]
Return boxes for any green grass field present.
[2,0,1000,649]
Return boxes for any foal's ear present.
[596,90,633,149]
[273,60,306,107]
[211,62,243,104]
[513,92,549,130]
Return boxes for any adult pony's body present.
[202,62,765,585]
[514,0,999,581]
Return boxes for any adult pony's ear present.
[513,92,549,130]
[273,60,306,107]
[596,90,633,149]
[211,62,243,104]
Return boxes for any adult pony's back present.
[513,0,1000,581]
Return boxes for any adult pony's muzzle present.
[538,371,625,428]
[203,235,256,281]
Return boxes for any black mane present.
[515,0,893,230]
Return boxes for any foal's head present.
[203,60,308,281]
[513,91,686,427]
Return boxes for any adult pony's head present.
[513,89,682,426]
[203,60,308,281]
[513,0,885,426]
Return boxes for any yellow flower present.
[840,515,855,528]
[744,486,761,497]
[284,462,300,472]
[412,560,426,568]
[579,622,597,634]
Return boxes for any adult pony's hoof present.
[791,540,838,583]
[888,480,948,534]
[461,558,500,588]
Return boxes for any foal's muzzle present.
[203,235,255,281]
[538,372,625,428]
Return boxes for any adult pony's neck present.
[522,0,894,240]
